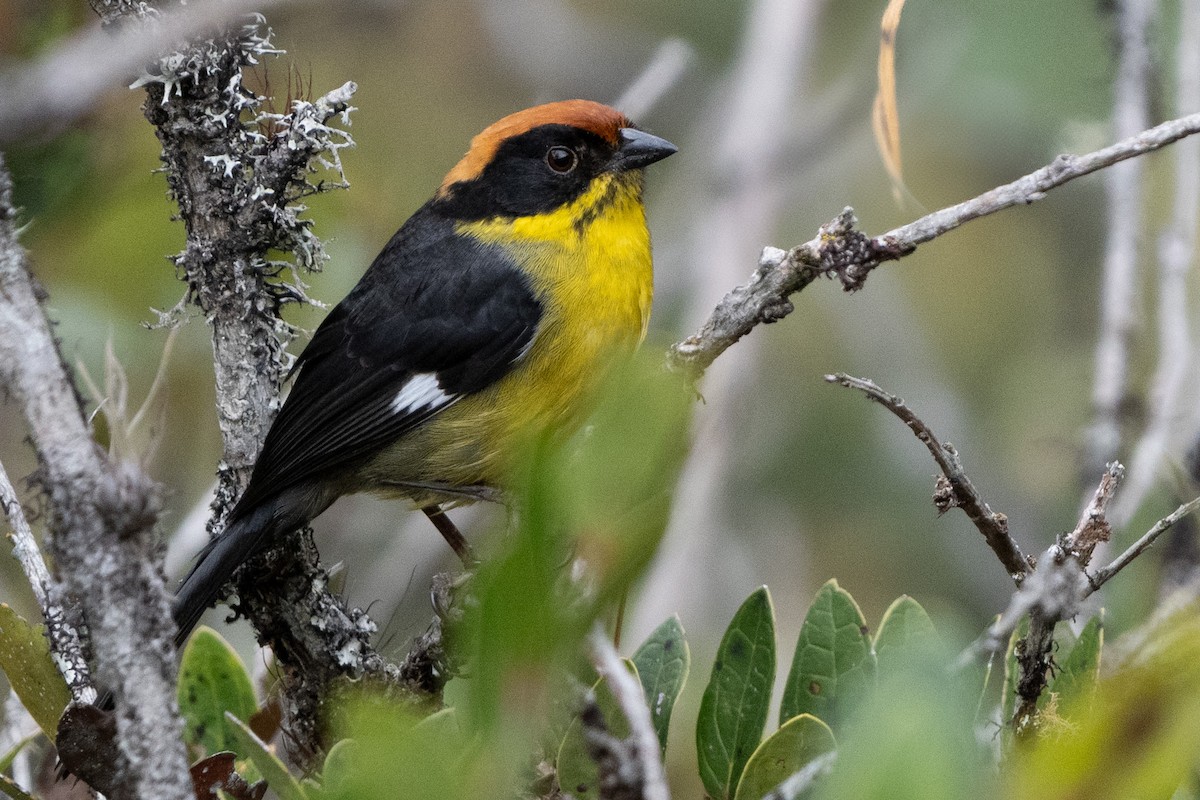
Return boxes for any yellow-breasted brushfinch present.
[171,99,676,644]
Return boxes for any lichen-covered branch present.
[0,460,93,703]
[0,155,191,799]
[669,111,1200,381]
[98,0,398,764]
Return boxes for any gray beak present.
[609,128,678,172]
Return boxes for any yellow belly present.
[360,172,653,500]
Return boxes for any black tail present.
[171,500,279,649]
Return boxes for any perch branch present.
[96,0,395,765]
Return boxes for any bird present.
[171,99,677,647]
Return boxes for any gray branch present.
[0,155,191,798]
[669,111,1200,381]
[1087,494,1200,593]
[0,460,93,703]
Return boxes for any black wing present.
[232,206,542,516]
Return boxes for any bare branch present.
[670,111,1200,382]
[612,38,694,122]
[825,373,1030,583]
[1087,495,1200,594]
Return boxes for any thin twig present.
[1087,495,1200,594]
[0,461,94,703]
[669,111,1200,381]
[824,373,1030,583]
[587,624,670,800]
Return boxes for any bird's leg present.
[422,505,477,567]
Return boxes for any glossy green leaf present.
[631,615,690,753]
[780,580,876,729]
[874,595,939,672]
[734,713,836,800]
[1048,614,1102,713]
[697,586,777,800]
[556,659,639,800]
[178,626,259,757]
[225,712,309,800]
[0,604,70,738]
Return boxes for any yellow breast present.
[364,172,654,496]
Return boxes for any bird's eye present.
[545,146,578,174]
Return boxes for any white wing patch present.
[391,372,453,416]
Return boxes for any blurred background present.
[2,0,1196,788]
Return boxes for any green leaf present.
[780,580,876,729]
[734,714,836,800]
[0,604,70,738]
[0,773,36,800]
[319,738,359,797]
[539,351,694,607]
[1049,614,1102,713]
[225,712,309,800]
[874,595,939,673]
[631,615,690,753]
[697,586,777,800]
[556,660,639,800]
[0,733,35,774]
[177,626,259,757]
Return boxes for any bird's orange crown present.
[438,100,630,194]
